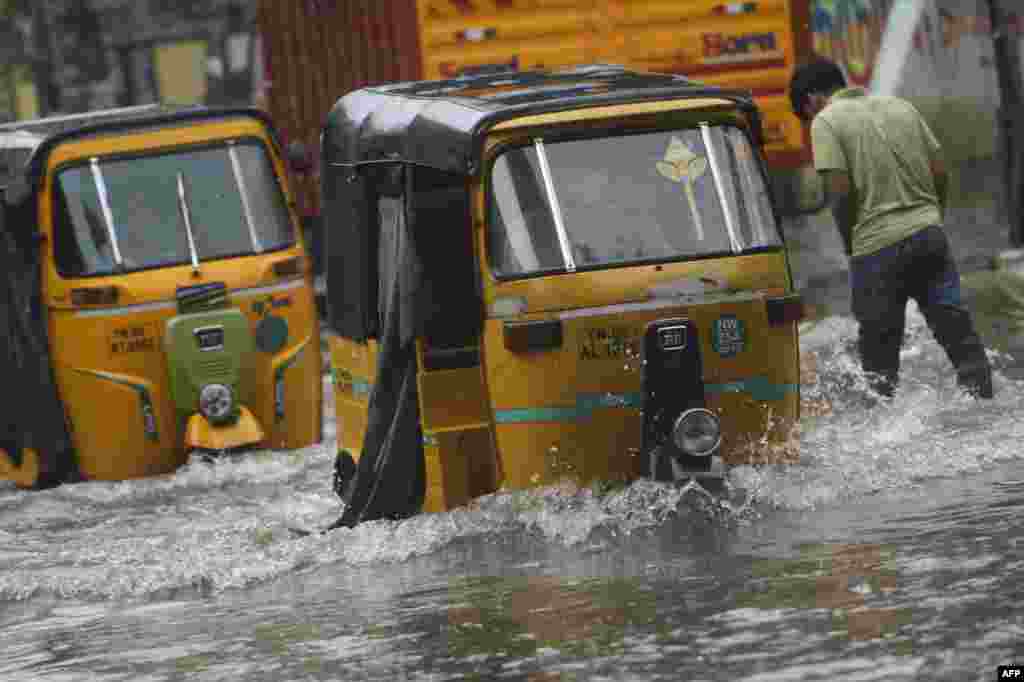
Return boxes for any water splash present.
[3,306,1023,602]
[738,307,1024,511]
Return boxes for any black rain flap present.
[329,168,425,529]
[0,206,74,479]
[407,168,482,348]
[323,161,379,342]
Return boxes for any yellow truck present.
[256,0,816,258]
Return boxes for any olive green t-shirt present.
[811,87,943,258]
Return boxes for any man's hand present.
[821,170,857,257]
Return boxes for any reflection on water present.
[2,305,1024,680]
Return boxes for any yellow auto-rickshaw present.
[0,104,322,488]
[321,66,803,528]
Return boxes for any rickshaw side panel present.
[416,361,490,433]
[329,335,379,465]
[416,345,501,513]
[49,307,183,480]
[423,427,497,513]
[245,280,322,452]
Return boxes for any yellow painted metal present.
[184,407,265,451]
[263,331,322,452]
[0,448,40,489]
[480,274,800,487]
[423,427,498,513]
[328,334,378,464]
[417,363,490,433]
[62,365,175,480]
[414,0,807,163]
[415,339,501,512]
[490,99,739,130]
[3,114,324,484]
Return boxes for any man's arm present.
[821,169,857,257]
[931,157,948,216]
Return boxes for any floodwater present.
[3,305,1024,681]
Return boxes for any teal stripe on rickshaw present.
[494,392,643,424]
[493,378,796,424]
[350,379,373,397]
[705,377,799,402]
[331,368,374,397]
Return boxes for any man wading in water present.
[789,57,994,400]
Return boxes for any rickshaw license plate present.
[657,325,687,351]
[194,326,225,351]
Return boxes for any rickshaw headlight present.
[672,408,721,457]
[199,383,234,422]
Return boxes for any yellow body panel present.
[0,114,323,486]
[0,448,40,489]
[329,335,378,462]
[60,366,176,480]
[480,258,800,486]
[422,427,497,513]
[184,407,265,451]
[415,0,809,165]
[490,99,739,130]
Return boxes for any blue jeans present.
[850,225,993,398]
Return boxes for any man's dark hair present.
[789,58,847,120]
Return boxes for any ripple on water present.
[0,466,736,602]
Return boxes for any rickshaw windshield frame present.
[484,121,782,281]
[49,136,296,279]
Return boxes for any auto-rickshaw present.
[0,104,322,488]
[321,65,803,528]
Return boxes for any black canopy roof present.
[6,105,281,193]
[321,64,762,176]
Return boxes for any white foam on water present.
[736,307,1024,512]
[2,306,1022,603]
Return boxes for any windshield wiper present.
[176,171,202,276]
[533,138,576,272]
[700,122,744,254]
[227,142,263,253]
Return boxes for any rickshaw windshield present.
[52,139,294,277]
[487,124,780,277]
